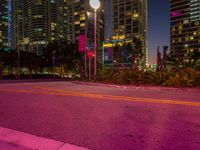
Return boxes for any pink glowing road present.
[0,80,199,150]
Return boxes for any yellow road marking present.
[0,85,199,107]
[33,85,200,107]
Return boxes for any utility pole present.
[52,51,56,79]
[17,47,20,80]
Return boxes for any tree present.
[42,40,82,75]
[20,51,41,78]
[131,36,144,67]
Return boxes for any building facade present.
[12,0,105,57]
[112,0,148,65]
[170,0,200,63]
[0,0,11,49]
[70,0,105,62]
[12,0,70,55]
[71,0,105,44]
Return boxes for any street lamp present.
[89,0,100,80]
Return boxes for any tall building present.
[71,0,105,43]
[70,0,105,62]
[12,0,70,55]
[190,0,200,21]
[170,0,200,63]
[112,0,148,65]
[0,0,11,48]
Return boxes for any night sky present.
[148,0,169,64]
[106,0,170,64]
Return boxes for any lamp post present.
[89,0,100,80]
[16,46,20,80]
[52,51,56,79]
[184,44,188,67]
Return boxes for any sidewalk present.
[0,141,29,150]
[0,127,89,150]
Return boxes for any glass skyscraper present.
[70,0,105,62]
[170,0,200,63]
[0,0,11,48]
[12,0,70,55]
[112,0,148,65]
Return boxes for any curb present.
[0,127,89,150]
[72,81,200,91]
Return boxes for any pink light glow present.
[171,11,182,17]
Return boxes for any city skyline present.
[106,0,170,64]
[2,1,199,65]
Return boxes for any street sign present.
[87,50,94,58]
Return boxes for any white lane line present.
[0,127,89,150]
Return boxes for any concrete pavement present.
[0,81,199,150]
[0,127,89,150]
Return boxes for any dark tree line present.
[0,41,82,78]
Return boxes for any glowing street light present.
[89,0,100,81]
[89,0,100,10]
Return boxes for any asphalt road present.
[0,81,199,150]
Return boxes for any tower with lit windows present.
[12,0,70,55]
[0,0,11,49]
[170,0,200,64]
[71,0,105,44]
[70,0,105,62]
[112,0,148,66]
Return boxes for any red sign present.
[87,50,94,58]
[78,34,86,52]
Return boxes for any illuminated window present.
[34,15,43,19]
[74,21,80,25]
[80,16,85,20]
[183,19,189,24]
[80,23,85,27]
[178,25,182,30]
[74,12,79,15]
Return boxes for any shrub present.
[97,67,200,87]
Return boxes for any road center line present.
[0,86,199,107]
[32,85,200,107]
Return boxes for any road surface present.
[0,81,199,150]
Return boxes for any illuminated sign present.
[112,35,126,40]
[191,20,200,27]
[194,21,199,26]
[170,11,182,17]
[78,34,86,52]
[2,47,13,53]
[103,40,132,48]
[103,43,113,48]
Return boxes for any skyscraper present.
[190,0,200,21]
[70,0,105,62]
[170,0,200,63]
[0,0,11,48]
[112,0,148,65]
[70,0,105,43]
[12,0,70,55]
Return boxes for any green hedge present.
[97,68,200,87]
